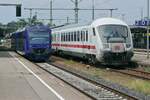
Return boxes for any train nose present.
[33,48,46,54]
[102,51,133,64]
[111,43,125,53]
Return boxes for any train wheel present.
[88,55,97,65]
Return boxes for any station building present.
[130,19,150,49]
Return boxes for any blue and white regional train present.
[12,25,52,61]
[52,18,134,65]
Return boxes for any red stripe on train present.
[52,44,96,49]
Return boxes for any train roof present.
[25,24,50,31]
[53,18,128,31]
[53,22,91,31]
[12,24,50,35]
[91,18,128,27]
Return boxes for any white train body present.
[52,18,134,64]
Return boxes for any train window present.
[81,31,83,41]
[64,33,66,42]
[74,31,76,41]
[56,33,58,42]
[71,32,73,41]
[66,33,68,41]
[66,33,68,42]
[65,33,67,42]
[61,33,63,42]
[61,34,63,41]
[67,33,69,42]
[83,31,85,41]
[62,33,64,42]
[80,31,83,41]
[55,33,57,42]
[66,33,67,41]
[55,34,57,42]
[86,30,88,41]
[53,34,55,42]
[67,32,69,41]
[63,33,64,42]
[93,28,96,36]
[64,33,65,42]
[79,31,81,41]
[69,32,71,42]
[77,31,80,41]
[67,33,69,41]
[82,31,85,41]
[57,33,59,41]
[69,32,70,42]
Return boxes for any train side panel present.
[52,18,134,65]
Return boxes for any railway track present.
[36,62,125,100]
[110,68,150,80]
[14,53,148,100]
[35,61,149,100]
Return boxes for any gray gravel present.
[51,63,149,100]
[38,63,127,100]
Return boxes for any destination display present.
[135,19,150,26]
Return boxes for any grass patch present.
[130,79,150,95]
[54,56,150,95]
[143,67,150,73]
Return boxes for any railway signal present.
[16,5,21,17]
[0,3,22,17]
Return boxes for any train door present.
[81,29,86,55]
[89,28,97,55]
[58,32,61,50]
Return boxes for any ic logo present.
[115,45,120,50]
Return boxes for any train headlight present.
[126,44,131,48]
[103,44,109,49]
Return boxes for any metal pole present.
[121,14,125,21]
[75,0,78,23]
[92,0,95,20]
[50,0,53,26]
[67,17,69,24]
[29,8,32,25]
[147,0,149,58]
[141,8,144,20]
[110,9,113,17]
[71,0,82,23]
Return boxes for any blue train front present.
[12,25,52,61]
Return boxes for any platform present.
[0,51,91,100]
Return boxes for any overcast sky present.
[0,0,147,25]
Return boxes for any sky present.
[0,0,148,25]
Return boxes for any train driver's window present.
[93,28,96,36]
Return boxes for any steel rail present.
[110,68,150,80]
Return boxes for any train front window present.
[97,25,129,43]
[29,31,49,44]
